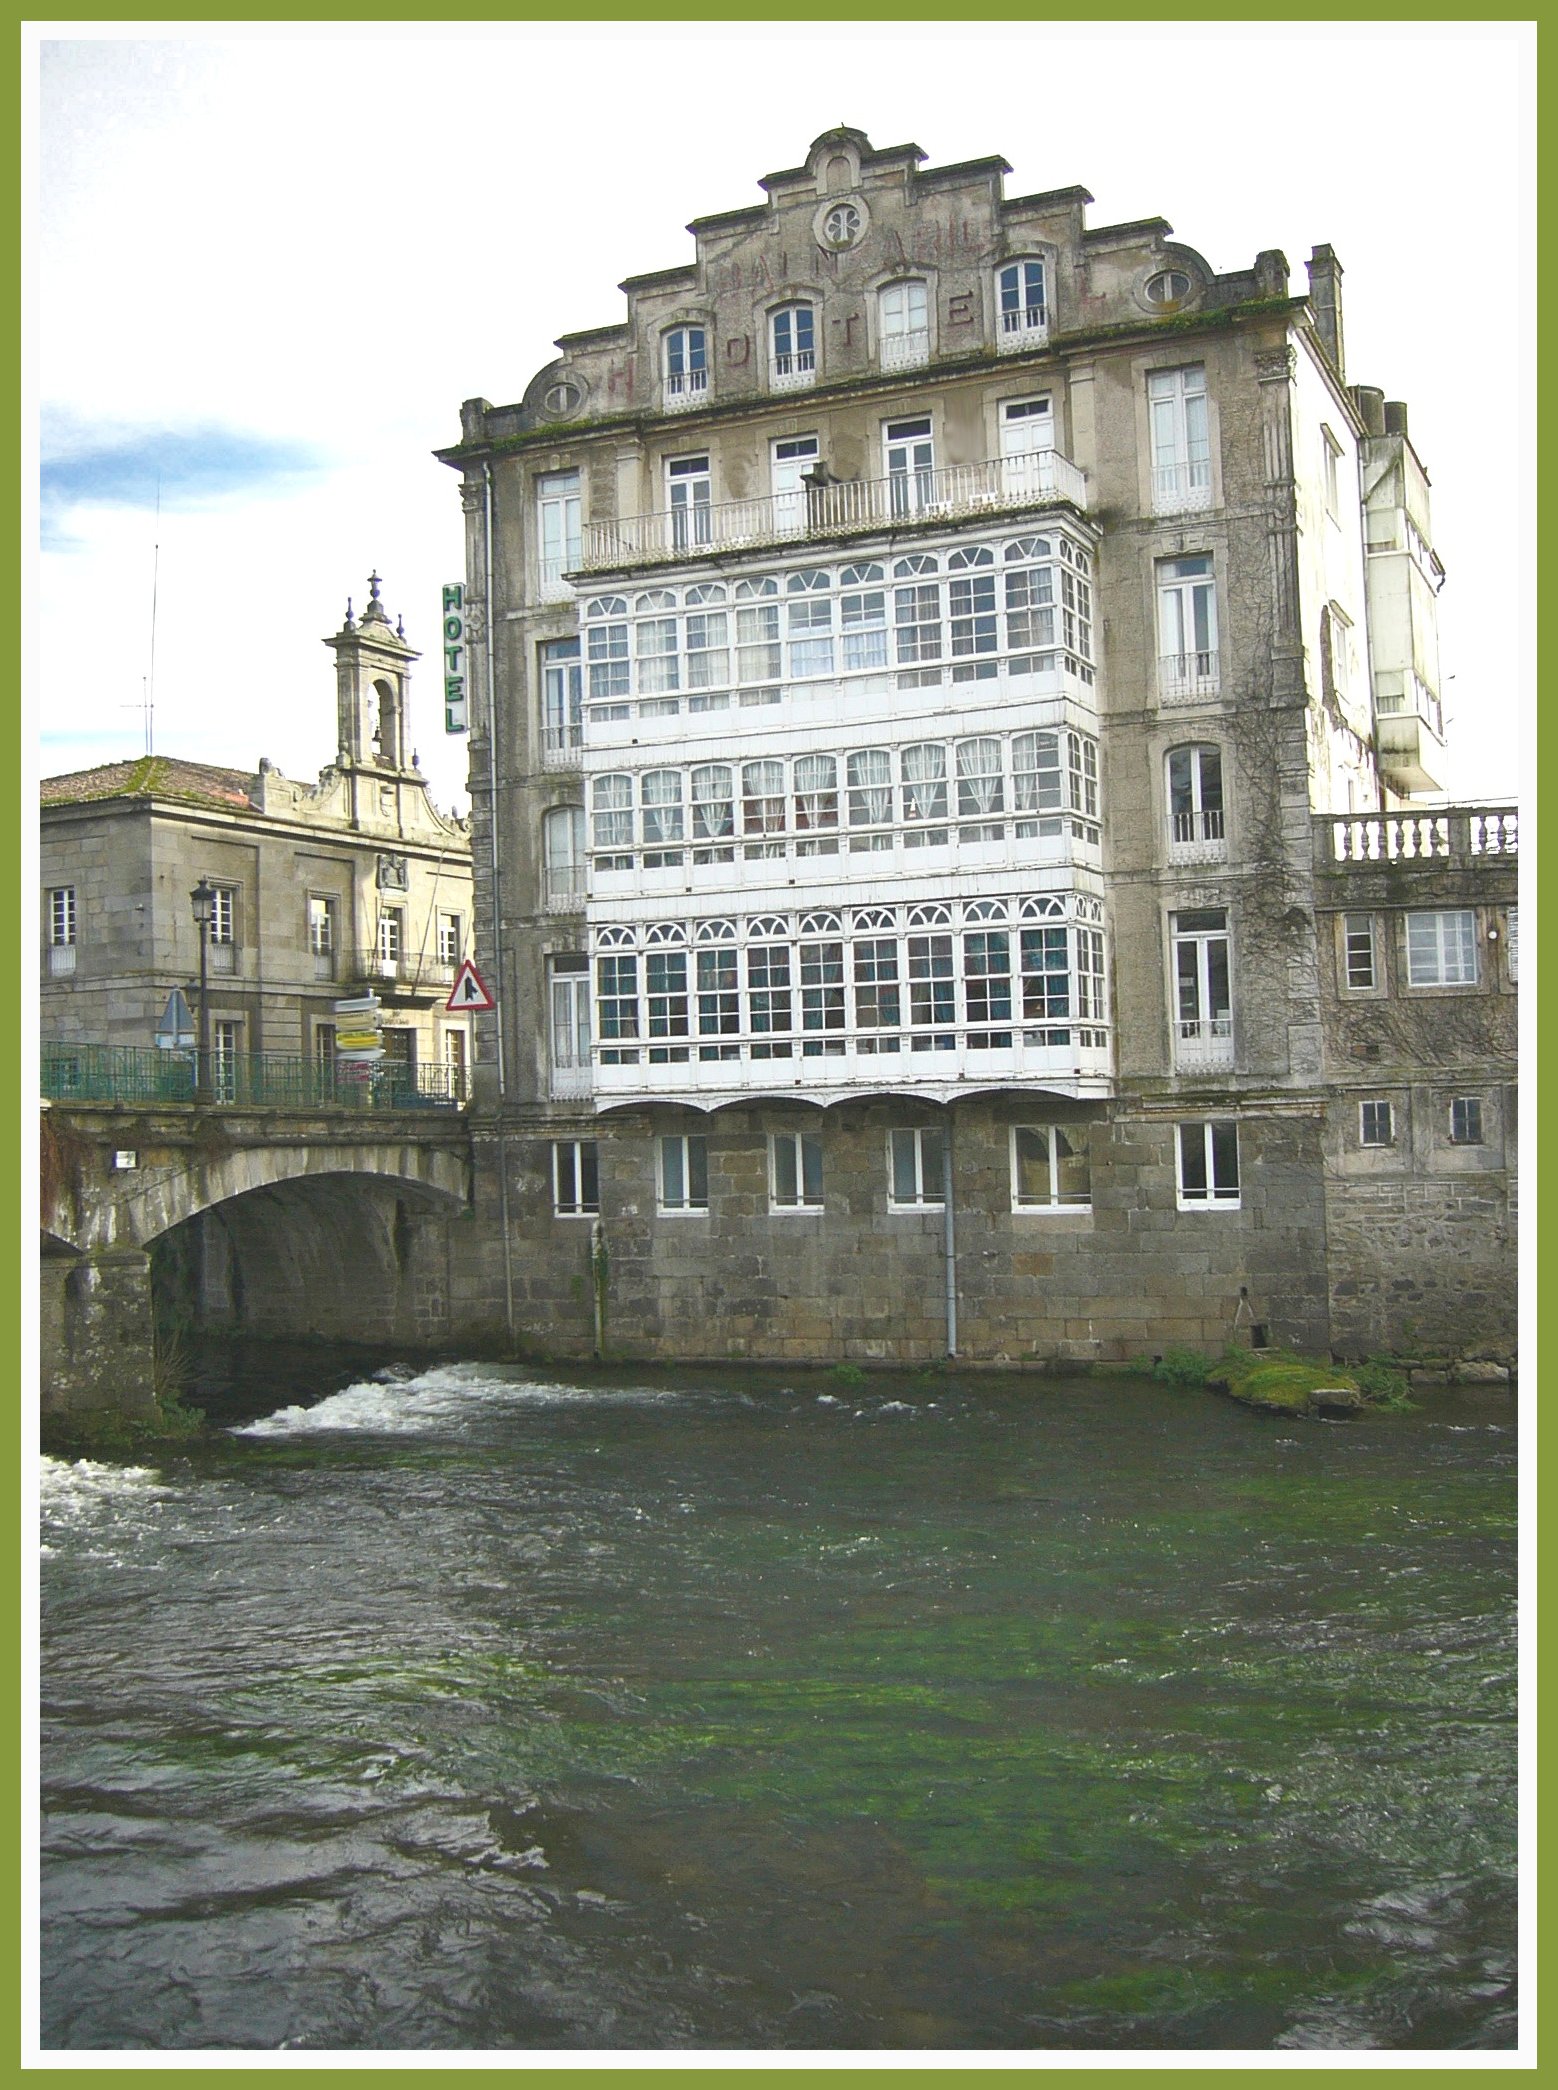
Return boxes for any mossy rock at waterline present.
[1208,1358,1368,1419]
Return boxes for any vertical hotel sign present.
[442,583,467,733]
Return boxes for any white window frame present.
[770,304,816,389]
[48,886,76,947]
[553,1139,600,1217]
[537,469,581,594]
[1321,426,1342,520]
[542,636,583,755]
[1010,1125,1091,1212]
[209,885,236,945]
[878,280,929,371]
[1406,909,1478,987]
[663,325,708,405]
[377,907,404,971]
[1176,1121,1240,1210]
[888,1126,946,1210]
[1166,743,1224,851]
[550,963,593,1077]
[212,1018,242,1104]
[436,911,462,969]
[1343,913,1377,991]
[1157,556,1218,695]
[1449,1096,1485,1147]
[307,893,336,962]
[1171,910,1233,1067]
[770,1131,824,1212]
[1148,364,1212,513]
[658,1132,709,1214]
[883,415,935,515]
[996,259,1048,346]
[1359,1099,1394,1148]
[543,805,587,907]
[665,454,712,549]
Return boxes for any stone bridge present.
[41,1101,476,1420]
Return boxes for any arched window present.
[663,326,708,405]
[878,281,929,371]
[542,805,586,908]
[1167,745,1225,850]
[770,304,816,387]
[997,260,1048,345]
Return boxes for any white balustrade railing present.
[578,450,1089,573]
[1324,807,1518,865]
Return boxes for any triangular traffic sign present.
[154,986,196,1048]
[446,958,496,1013]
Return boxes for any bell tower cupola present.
[324,571,420,772]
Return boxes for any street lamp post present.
[190,880,215,1104]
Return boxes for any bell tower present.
[324,571,420,772]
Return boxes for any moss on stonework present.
[42,1391,207,1461]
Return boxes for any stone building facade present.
[435,128,1516,1367]
[41,580,477,1094]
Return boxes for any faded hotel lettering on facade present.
[436,127,1517,1366]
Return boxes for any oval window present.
[1145,269,1193,306]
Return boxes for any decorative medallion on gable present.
[813,195,869,254]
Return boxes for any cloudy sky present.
[30,22,1532,814]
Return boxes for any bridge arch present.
[87,1138,470,1253]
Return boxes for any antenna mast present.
[145,475,160,756]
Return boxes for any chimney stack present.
[1306,244,1345,379]
[1351,385,1386,438]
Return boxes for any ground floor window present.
[888,1127,945,1209]
[659,1134,709,1213]
[1011,1125,1091,1209]
[554,1140,600,1216]
[1176,1121,1240,1208]
[771,1132,823,1211]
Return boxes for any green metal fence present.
[41,1044,467,1112]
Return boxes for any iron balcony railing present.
[575,450,1089,574]
[41,1044,468,1111]
[346,949,461,993]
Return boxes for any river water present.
[39,1359,1518,2053]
